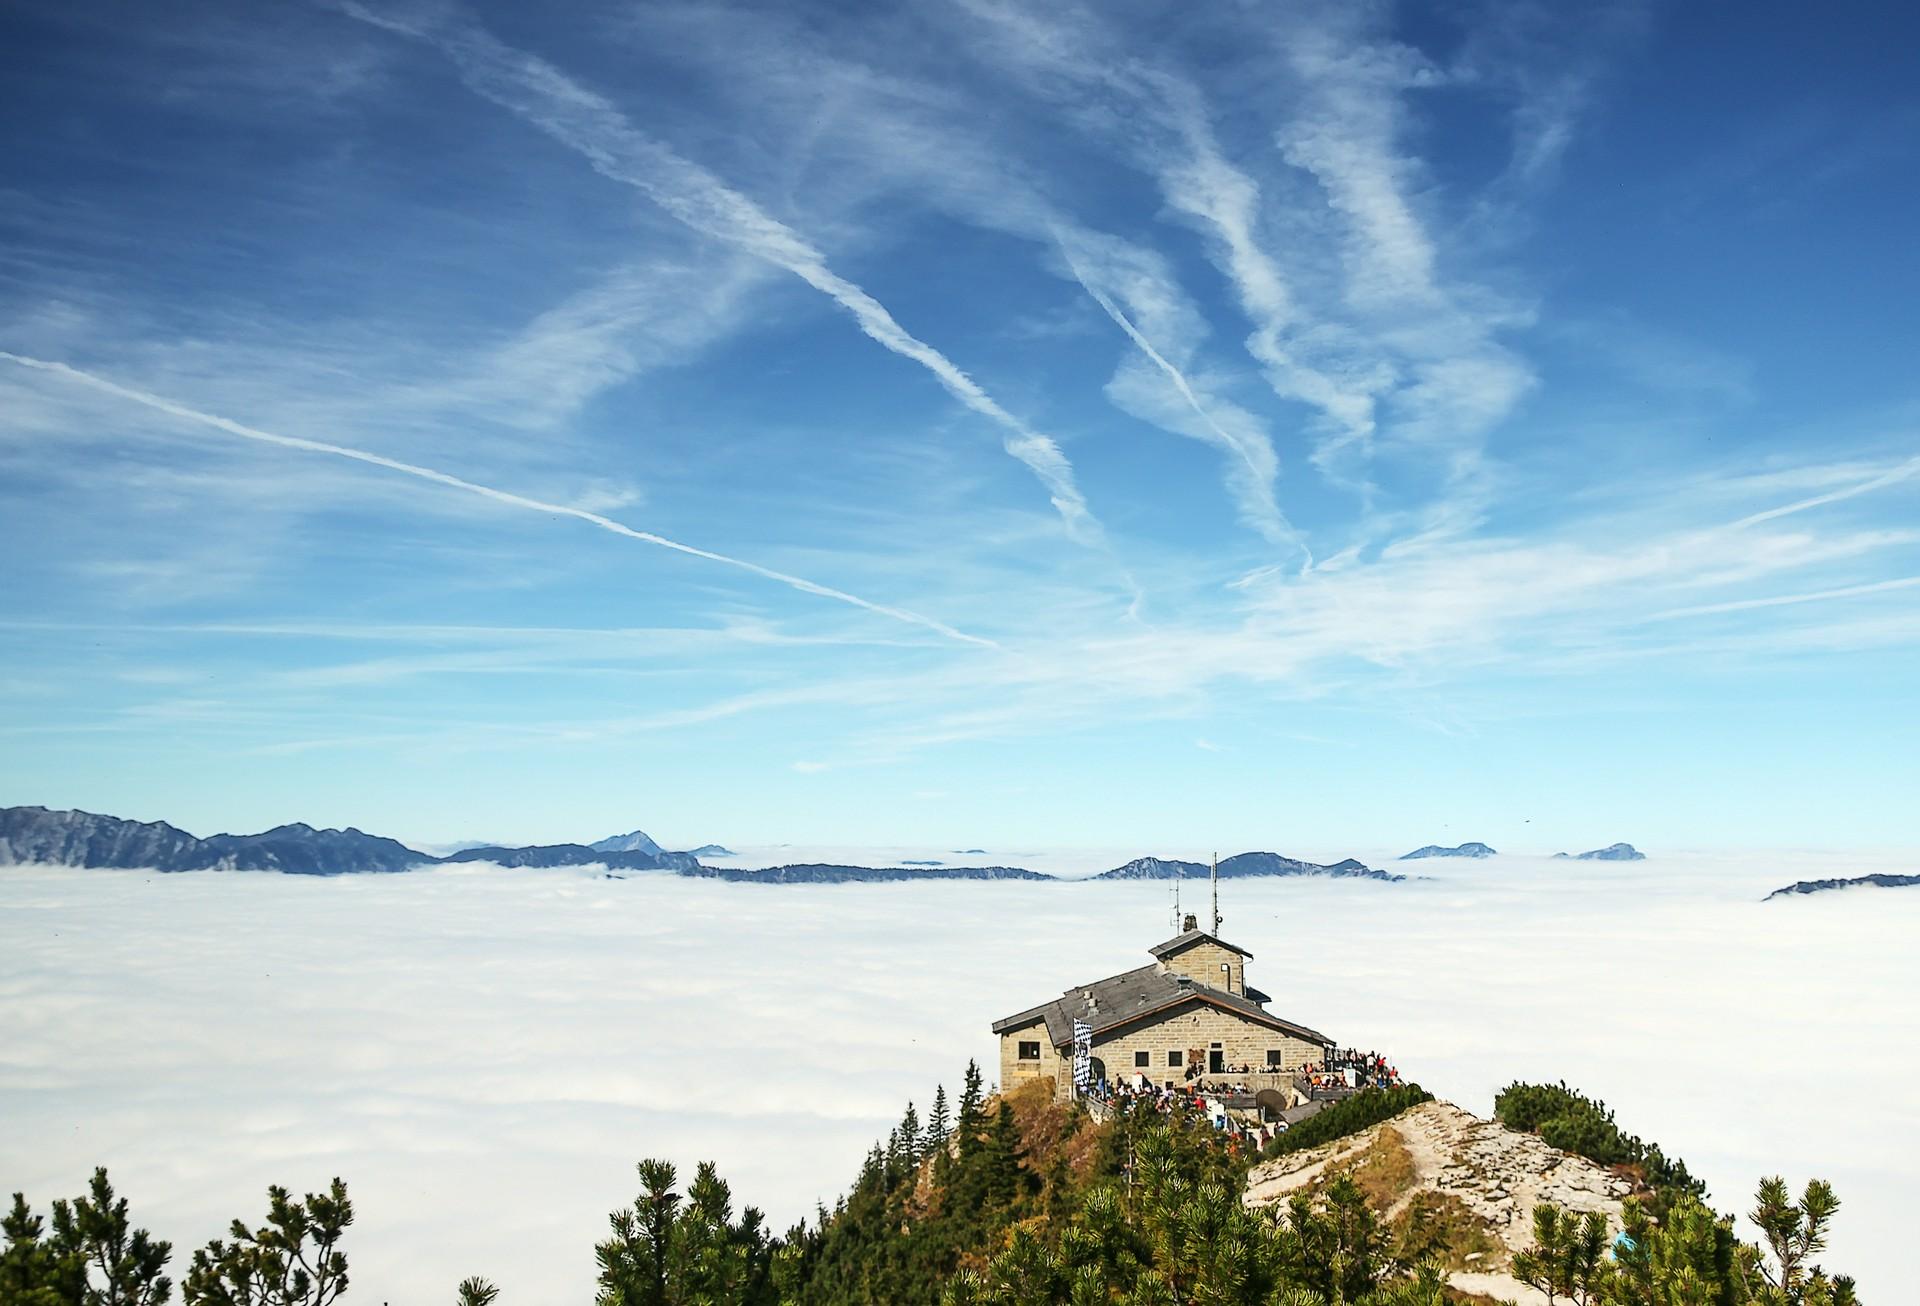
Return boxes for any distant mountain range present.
[0,806,427,874]
[1553,843,1646,861]
[0,807,694,876]
[685,863,1052,884]
[1400,842,1496,860]
[1764,872,1920,901]
[1091,852,1402,883]
[441,842,702,872]
[0,805,1405,886]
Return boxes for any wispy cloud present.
[952,0,1535,505]
[342,2,1112,555]
[1,352,996,649]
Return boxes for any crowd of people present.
[1089,1073,1284,1149]
[1298,1048,1402,1094]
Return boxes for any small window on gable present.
[1017,1040,1041,1061]
[1134,1050,1150,1067]
[1167,1050,1184,1067]
[1267,1049,1284,1068]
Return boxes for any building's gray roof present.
[991,960,1330,1049]
[1148,928,1254,961]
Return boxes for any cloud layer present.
[2,857,1914,1298]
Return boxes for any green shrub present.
[1261,1084,1434,1160]
[1494,1080,1705,1202]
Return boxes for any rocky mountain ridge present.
[1554,842,1645,861]
[1400,841,1497,860]
[1,805,1408,886]
[1764,871,1920,900]
[1093,851,1401,882]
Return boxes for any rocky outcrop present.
[1244,1100,1631,1305]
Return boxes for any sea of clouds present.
[3,847,1915,1300]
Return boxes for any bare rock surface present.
[1244,1099,1632,1304]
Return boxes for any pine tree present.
[3,1190,84,1306]
[1511,1205,1606,1305]
[956,1061,985,1158]
[48,1169,174,1306]
[899,1103,922,1168]
[454,1278,499,1306]
[981,1102,1029,1209]
[1749,1177,1858,1306]
[925,1086,950,1153]
[594,1159,777,1306]
[182,1178,350,1306]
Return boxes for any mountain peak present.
[589,829,665,856]
[1400,842,1496,860]
[1556,842,1645,861]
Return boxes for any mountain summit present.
[589,829,665,856]
[1554,843,1646,861]
[1400,842,1496,860]
[1091,851,1401,882]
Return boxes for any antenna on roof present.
[1171,863,1183,930]
[1210,850,1221,935]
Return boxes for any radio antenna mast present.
[1171,865,1183,930]
[1210,850,1221,935]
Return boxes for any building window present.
[1134,1050,1151,1068]
[1017,1041,1041,1061]
[1167,1050,1183,1067]
[1266,1049,1284,1068]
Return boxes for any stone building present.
[992,914,1333,1100]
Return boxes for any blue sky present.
[2,0,1916,854]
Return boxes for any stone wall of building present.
[1158,940,1246,995]
[1091,1002,1322,1088]
[997,1018,1064,1092]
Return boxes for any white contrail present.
[0,351,1000,650]
[343,3,1105,548]
[1053,237,1309,562]
[1730,455,1920,529]
[1645,576,1920,622]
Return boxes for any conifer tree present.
[3,1190,84,1306]
[899,1103,921,1168]
[925,1086,950,1153]
[47,1169,173,1306]
[955,1062,984,1158]
[596,1159,777,1306]
[454,1278,499,1306]
[1511,1206,1606,1305]
[182,1179,350,1306]
[981,1102,1029,1209]
[1749,1177,1857,1306]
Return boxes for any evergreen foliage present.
[453,1279,498,1306]
[1493,1082,1704,1203]
[594,1160,778,1306]
[181,1179,351,1306]
[1511,1206,1607,1305]
[1510,1177,1860,1305]
[4,1073,1867,1306]
[1259,1085,1434,1160]
[3,1170,172,1306]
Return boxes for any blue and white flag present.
[1071,1020,1093,1093]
